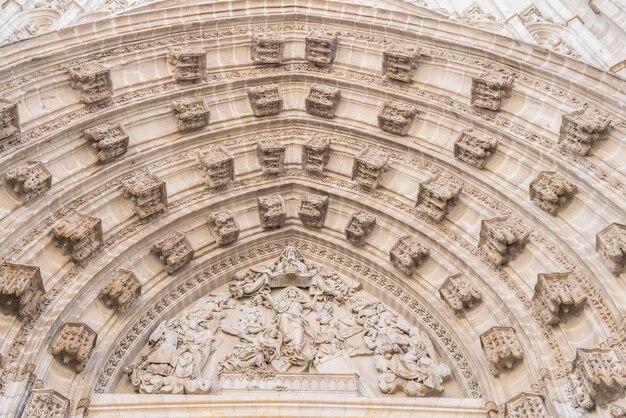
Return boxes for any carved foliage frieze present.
[3,160,52,202]
[479,216,530,266]
[530,171,577,215]
[98,269,142,313]
[257,137,285,174]
[84,123,129,162]
[197,144,234,188]
[471,69,514,111]
[352,146,389,189]
[305,28,338,64]
[302,133,331,173]
[416,175,462,221]
[51,212,103,262]
[305,83,341,118]
[378,100,417,135]
[533,272,586,326]
[168,46,206,81]
[170,97,210,130]
[297,194,329,228]
[247,84,283,116]
[51,323,97,373]
[454,129,498,169]
[504,392,547,418]
[151,231,194,274]
[570,348,626,410]
[68,61,113,104]
[0,98,19,140]
[439,273,481,318]
[122,172,167,219]
[345,210,376,246]
[559,108,611,156]
[596,224,626,275]
[0,262,44,318]
[22,389,70,418]
[382,41,420,82]
[258,194,286,229]
[207,209,240,245]
[250,32,284,64]
[480,327,523,376]
[390,235,429,275]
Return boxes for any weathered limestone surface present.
[596,223,626,275]
[529,171,577,215]
[170,97,210,130]
[570,348,626,410]
[207,209,239,245]
[345,210,376,246]
[504,392,547,418]
[0,262,44,318]
[305,28,338,64]
[416,176,461,221]
[68,61,113,104]
[51,212,103,262]
[439,273,481,317]
[256,137,285,174]
[352,146,389,189]
[471,69,514,111]
[258,194,286,229]
[98,269,141,313]
[479,216,530,266]
[168,46,206,81]
[0,98,19,140]
[302,134,331,173]
[305,84,340,118]
[480,327,523,376]
[250,33,284,64]
[22,389,70,418]
[382,42,420,82]
[197,145,234,188]
[84,123,129,162]
[3,160,52,202]
[51,323,97,373]
[390,235,429,275]
[559,108,611,155]
[122,172,167,219]
[247,84,282,116]
[297,194,329,228]
[151,231,194,274]
[454,129,498,169]
[533,272,586,325]
[378,100,417,135]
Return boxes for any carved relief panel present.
[51,212,103,262]
[98,269,142,313]
[345,210,376,246]
[247,84,283,116]
[570,348,626,410]
[305,84,341,118]
[480,327,523,376]
[0,262,45,318]
[504,392,547,418]
[297,194,329,228]
[51,323,97,373]
[454,129,498,168]
[533,272,586,326]
[197,144,234,188]
[122,172,167,219]
[390,235,429,275]
[250,33,284,64]
[378,100,417,135]
[3,160,52,202]
[170,97,210,130]
[596,223,626,275]
[68,61,113,104]
[0,98,19,140]
[529,171,577,215]
[258,194,286,229]
[302,134,331,173]
[479,216,530,266]
[168,46,206,81]
[352,146,389,189]
[151,231,194,274]
[382,42,420,82]
[22,389,70,418]
[471,69,514,111]
[84,123,129,162]
[439,274,481,318]
[257,137,285,174]
[207,209,240,245]
[559,108,611,156]
[416,175,462,221]
[305,28,338,64]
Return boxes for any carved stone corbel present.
[344,210,376,246]
[197,144,234,188]
[84,123,129,162]
[68,61,113,104]
[22,389,70,418]
[390,235,429,275]
[533,272,586,325]
[569,347,626,410]
[257,137,285,174]
[302,134,331,173]
[416,175,462,221]
[529,171,577,215]
[305,28,338,64]
[151,231,194,274]
[439,273,481,317]
[297,194,329,228]
[480,327,524,376]
[382,41,420,82]
[168,45,206,81]
[479,216,530,266]
[596,223,626,275]
[258,194,286,229]
[559,108,611,156]
[454,129,498,169]
[3,160,52,202]
[98,269,141,313]
[0,262,45,318]
[207,209,240,245]
[305,84,341,118]
[51,323,97,373]
[122,172,167,219]
[352,146,389,189]
[471,69,514,111]
[378,100,417,135]
[504,392,547,418]
[250,33,284,64]
[0,98,20,140]
[170,97,210,130]
[51,212,103,262]
[247,84,283,116]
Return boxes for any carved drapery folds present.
[98,269,141,313]
[305,28,338,64]
[530,171,577,215]
[454,129,498,168]
[51,322,97,373]
[305,84,341,118]
[559,108,611,156]
[378,100,417,136]
[122,172,167,219]
[22,389,70,418]
[51,212,103,262]
[480,327,523,376]
[390,235,429,275]
[504,392,547,418]
[247,84,283,116]
[151,231,194,274]
[302,134,331,173]
[297,194,329,228]
[345,210,376,246]
[84,122,129,162]
[68,61,113,104]
[479,216,530,266]
[170,97,210,130]
[382,41,420,82]
[596,223,626,275]
[207,209,240,245]
[439,274,481,318]
[250,33,284,64]
[0,98,19,140]
[0,262,44,318]
[258,194,286,229]
[3,160,52,202]
[416,175,462,221]
[570,348,626,410]
[471,69,514,111]
[167,46,206,82]
[197,144,234,188]
[352,146,389,189]
[257,137,285,174]
[533,272,586,326]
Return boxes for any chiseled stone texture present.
[416,175,462,221]
[480,326,523,376]
[0,97,19,140]
[297,194,329,228]
[305,83,341,118]
[68,60,113,104]
[247,84,282,116]
[529,171,577,215]
[533,272,586,326]
[390,235,429,275]
[51,322,97,373]
[258,194,286,229]
[98,269,142,313]
[84,123,129,162]
[301,133,331,173]
[22,389,70,418]
[167,45,206,81]
[378,100,417,135]
[305,28,338,64]
[344,210,376,246]
[570,347,626,410]
[122,172,167,219]
[197,144,234,188]
[250,32,284,64]
[382,41,420,82]
[0,262,45,318]
[170,97,210,130]
[470,69,514,111]
[504,392,547,418]
[439,273,481,318]
[352,146,389,189]
[596,223,626,275]
[3,160,52,202]
[50,212,103,262]
[454,129,498,169]
[151,231,194,274]
[559,108,611,155]
[257,137,285,174]
[479,216,530,266]
[207,209,240,245]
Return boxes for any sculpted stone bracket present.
[529,171,577,215]
[251,32,285,64]
[168,46,206,82]
[256,137,285,174]
[0,262,45,319]
[344,210,376,246]
[454,129,498,169]
[0,97,20,140]
[569,347,626,410]
[197,144,234,188]
[305,83,341,118]
[470,69,514,111]
[438,273,481,318]
[382,41,420,82]
[247,84,283,116]
[480,326,523,376]
[68,61,113,104]
[301,133,331,174]
[22,388,70,418]
[532,272,586,326]
[122,172,168,219]
[416,175,462,222]
[559,108,611,156]
[352,146,389,189]
[378,100,418,136]
[83,122,130,163]
[207,209,240,246]
[258,194,286,229]
[504,392,547,418]
[305,28,338,65]
[50,212,103,262]
[51,322,97,373]
[297,194,329,228]
[170,97,210,131]
[151,231,194,274]
[3,160,52,203]
[98,269,142,313]
[479,216,530,267]
[596,223,626,276]
[390,235,429,275]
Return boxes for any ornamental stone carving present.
[22,389,70,418]
[51,322,97,373]
[454,129,498,169]
[247,84,283,116]
[382,41,420,82]
[197,144,234,188]
[530,171,577,215]
[480,327,523,376]
[170,97,210,130]
[151,231,194,274]
[416,175,462,221]
[559,108,611,156]
[390,235,429,275]
[504,392,547,418]
[378,100,418,135]
[439,274,481,318]
[459,2,496,23]
[305,28,338,64]
[302,133,331,173]
[479,216,530,266]
[3,160,52,202]
[345,210,376,246]
[207,209,240,245]
[612,405,626,418]
[533,272,586,326]
[352,146,389,189]
[250,32,284,64]
[122,172,167,219]
[51,212,103,262]
[305,84,341,118]
[297,194,329,228]
[0,98,19,140]
[596,223,626,275]
[98,269,142,313]
[258,194,286,229]
[68,61,113,104]
[83,123,130,162]
[167,46,206,81]
[471,69,514,111]
[570,348,626,410]
[519,4,554,24]
[0,262,44,318]
[257,137,285,174]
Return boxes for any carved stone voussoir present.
[257,137,285,174]
[439,274,481,317]
[533,272,586,325]
[382,41,420,82]
[390,235,429,275]
[352,146,389,189]
[504,392,547,418]
[305,28,338,64]
[454,129,498,169]
[480,327,523,376]
[51,212,103,262]
[0,98,20,140]
[559,108,611,156]
[0,262,45,318]
[530,171,577,215]
[122,172,167,219]
[3,160,52,202]
[170,97,210,130]
[305,84,341,118]
[168,45,206,81]
[51,322,97,373]
[302,133,331,173]
[151,231,194,274]
[345,210,376,246]
[247,84,282,116]
[68,60,113,104]
[378,100,418,135]
[596,223,626,275]
[22,389,70,418]
[197,144,234,188]
[297,194,329,228]
[84,123,129,162]
[416,175,462,221]
[207,209,240,245]
[250,32,284,64]
[98,269,142,313]
[570,347,626,410]
[471,69,514,111]
[479,216,530,266]
[258,194,286,229]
